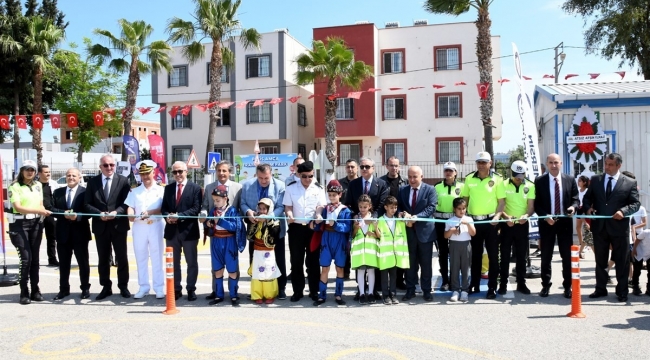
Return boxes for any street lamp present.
[554,42,566,84]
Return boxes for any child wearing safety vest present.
[444,197,476,303]
[350,194,379,305]
[376,196,410,305]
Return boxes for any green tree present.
[295,38,373,170]
[563,0,650,79]
[88,19,172,161]
[140,147,151,160]
[508,145,525,164]
[53,41,124,162]
[424,0,496,162]
[166,0,261,173]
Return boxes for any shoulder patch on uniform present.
[287,180,297,187]
[314,182,323,189]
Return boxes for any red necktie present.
[364,180,369,194]
[176,183,183,205]
[411,188,418,210]
[554,178,561,215]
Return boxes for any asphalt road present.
[1,234,649,360]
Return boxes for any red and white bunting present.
[389,87,402,91]
[542,74,555,79]
[588,73,600,79]
[17,115,27,129]
[0,115,9,130]
[269,98,283,105]
[50,114,60,129]
[181,105,192,115]
[616,71,626,79]
[93,111,104,126]
[454,82,466,86]
[235,101,249,109]
[219,101,234,109]
[252,99,265,107]
[408,86,424,90]
[347,92,362,99]
[169,106,179,118]
[523,76,532,80]
[288,96,301,103]
[207,102,219,109]
[137,107,153,115]
[155,106,166,113]
[367,88,381,92]
[67,113,78,128]
[565,74,579,80]
[195,104,209,112]
[32,114,44,129]
[104,108,116,117]
[432,84,445,89]
[498,79,510,84]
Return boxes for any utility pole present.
[554,42,566,84]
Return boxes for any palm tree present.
[295,37,373,170]
[89,19,172,161]
[424,0,496,161]
[167,0,261,173]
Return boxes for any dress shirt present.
[409,184,422,210]
[124,183,165,223]
[362,176,374,194]
[67,185,79,208]
[549,174,563,215]
[604,172,620,193]
[282,181,327,223]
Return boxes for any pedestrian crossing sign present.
[207,152,221,174]
[186,149,201,169]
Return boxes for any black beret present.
[297,161,313,173]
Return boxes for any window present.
[259,142,280,154]
[172,109,192,129]
[112,145,122,154]
[172,146,191,163]
[382,96,406,120]
[168,65,188,87]
[297,104,307,127]
[434,45,461,71]
[247,102,272,124]
[436,137,463,163]
[435,93,462,118]
[207,63,228,84]
[381,49,405,74]
[218,108,230,127]
[151,130,157,135]
[337,140,361,165]
[298,144,307,159]
[65,131,72,140]
[214,144,233,164]
[383,139,407,164]
[247,55,271,78]
[335,98,354,120]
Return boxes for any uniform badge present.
[455,188,461,195]
[8,191,12,197]
[488,180,495,187]
[35,185,41,192]
[523,187,529,194]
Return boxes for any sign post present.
[186,149,201,184]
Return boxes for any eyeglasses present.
[171,170,185,175]
[301,174,314,179]
[101,163,115,168]
[359,165,372,170]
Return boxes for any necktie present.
[554,178,561,215]
[66,188,72,209]
[176,183,183,205]
[411,188,418,210]
[606,176,613,198]
[103,177,111,200]
[364,180,369,194]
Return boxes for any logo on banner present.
[568,105,606,166]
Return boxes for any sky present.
[28,0,645,152]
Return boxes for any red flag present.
[155,106,166,113]
[207,102,219,109]
[269,98,283,105]
[522,76,532,80]
[121,108,127,118]
[288,96,301,103]
[252,99,265,107]
[50,114,60,129]
[346,92,362,99]
[367,88,381,92]
[218,101,234,109]
[169,106,179,118]
[0,115,9,130]
[235,101,249,109]
[408,86,424,90]
[326,93,340,101]
[93,111,104,126]
[137,107,153,115]
[588,73,600,79]
[432,84,445,89]
[104,108,116,117]
[389,87,402,91]
[17,115,27,129]
[476,83,490,100]
[67,113,78,128]
[454,82,466,86]
[498,79,510,84]
[308,94,316,99]
[32,114,44,129]
[195,104,208,112]
[542,74,555,79]
[615,71,626,79]
[565,74,579,80]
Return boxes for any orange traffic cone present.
[567,245,585,318]
[163,247,179,315]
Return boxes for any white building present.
[152,30,315,167]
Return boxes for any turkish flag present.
[195,104,208,112]
[155,106,166,113]
[93,111,104,126]
[408,86,424,90]
[367,88,380,92]
[235,101,249,109]
[347,92,362,99]
[50,114,61,129]
[104,108,116,117]
[522,76,532,80]
[218,101,234,109]
[252,99,265,107]
[169,106,179,118]
[454,82,466,86]
[498,79,510,84]
[207,102,219,109]
[432,84,445,89]
[388,87,402,91]
[565,74,579,80]
[0,115,10,130]
[32,114,44,129]
[181,105,192,115]
[588,73,600,79]
[542,74,555,79]
[615,71,626,79]
[17,115,27,129]
[476,83,490,100]
[326,93,340,101]
[137,107,153,115]
[308,94,316,99]
[288,96,301,103]
[121,108,127,118]
[67,113,78,128]
[269,98,283,105]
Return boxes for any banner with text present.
[148,134,167,185]
[234,153,297,184]
[123,135,140,177]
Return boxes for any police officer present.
[460,152,503,299]
[433,161,464,291]
[125,160,166,299]
[496,161,536,295]
[7,159,52,304]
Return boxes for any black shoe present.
[632,287,642,296]
[539,286,550,297]
[20,290,30,305]
[231,298,239,307]
[48,260,60,267]
[309,294,319,302]
[439,283,450,292]
[359,294,368,305]
[497,285,508,295]
[54,291,70,300]
[618,295,628,302]
[120,289,131,298]
[383,296,392,305]
[401,292,415,301]
[30,290,44,302]
[290,294,303,302]
[205,291,216,300]
[486,288,497,299]
[628,279,634,288]
[531,249,541,257]
[174,291,182,300]
[606,276,613,284]
[390,295,400,305]
[81,289,91,299]
[187,291,197,301]
[468,285,480,295]
[313,298,326,307]
[589,290,608,299]
[423,292,433,302]
[563,289,572,299]
[353,291,360,301]
[209,298,224,305]
[278,290,287,300]
[335,297,346,305]
[367,294,376,304]
[516,284,531,295]
[96,287,113,300]
[372,291,381,299]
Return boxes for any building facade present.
[152,30,315,168]
[60,119,160,154]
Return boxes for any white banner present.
[566,134,607,144]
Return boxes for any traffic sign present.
[186,149,201,169]
[207,152,221,173]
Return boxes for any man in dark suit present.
[50,168,92,300]
[84,154,132,300]
[582,153,640,302]
[398,166,437,302]
[534,153,580,298]
[161,161,203,301]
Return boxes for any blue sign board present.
[207,152,221,174]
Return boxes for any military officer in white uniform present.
[125,160,166,299]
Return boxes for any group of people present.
[6,150,645,306]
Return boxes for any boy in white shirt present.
[631,228,650,296]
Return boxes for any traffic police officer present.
[496,160,536,295]
[125,160,165,299]
[433,161,464,291]
[460,152,503,299]
[7,159,51,304]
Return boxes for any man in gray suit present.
[583,153,640,302]
[201,160,242,301]
[398,166,438,302]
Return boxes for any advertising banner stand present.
[0,154,19,286]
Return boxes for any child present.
[444,198,476,303]
[350,194,379,305]
[312,180,352,306]
[632,228,650,296]
[376,196,410,305]
[204,185,246,306]
[247,198,282,304]
[575,175,591,258]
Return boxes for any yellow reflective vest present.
[376,216,410,270]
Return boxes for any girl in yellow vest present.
[350,194,379,305]
[376,196,409,305]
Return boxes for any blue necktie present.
[66,189,72,209]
